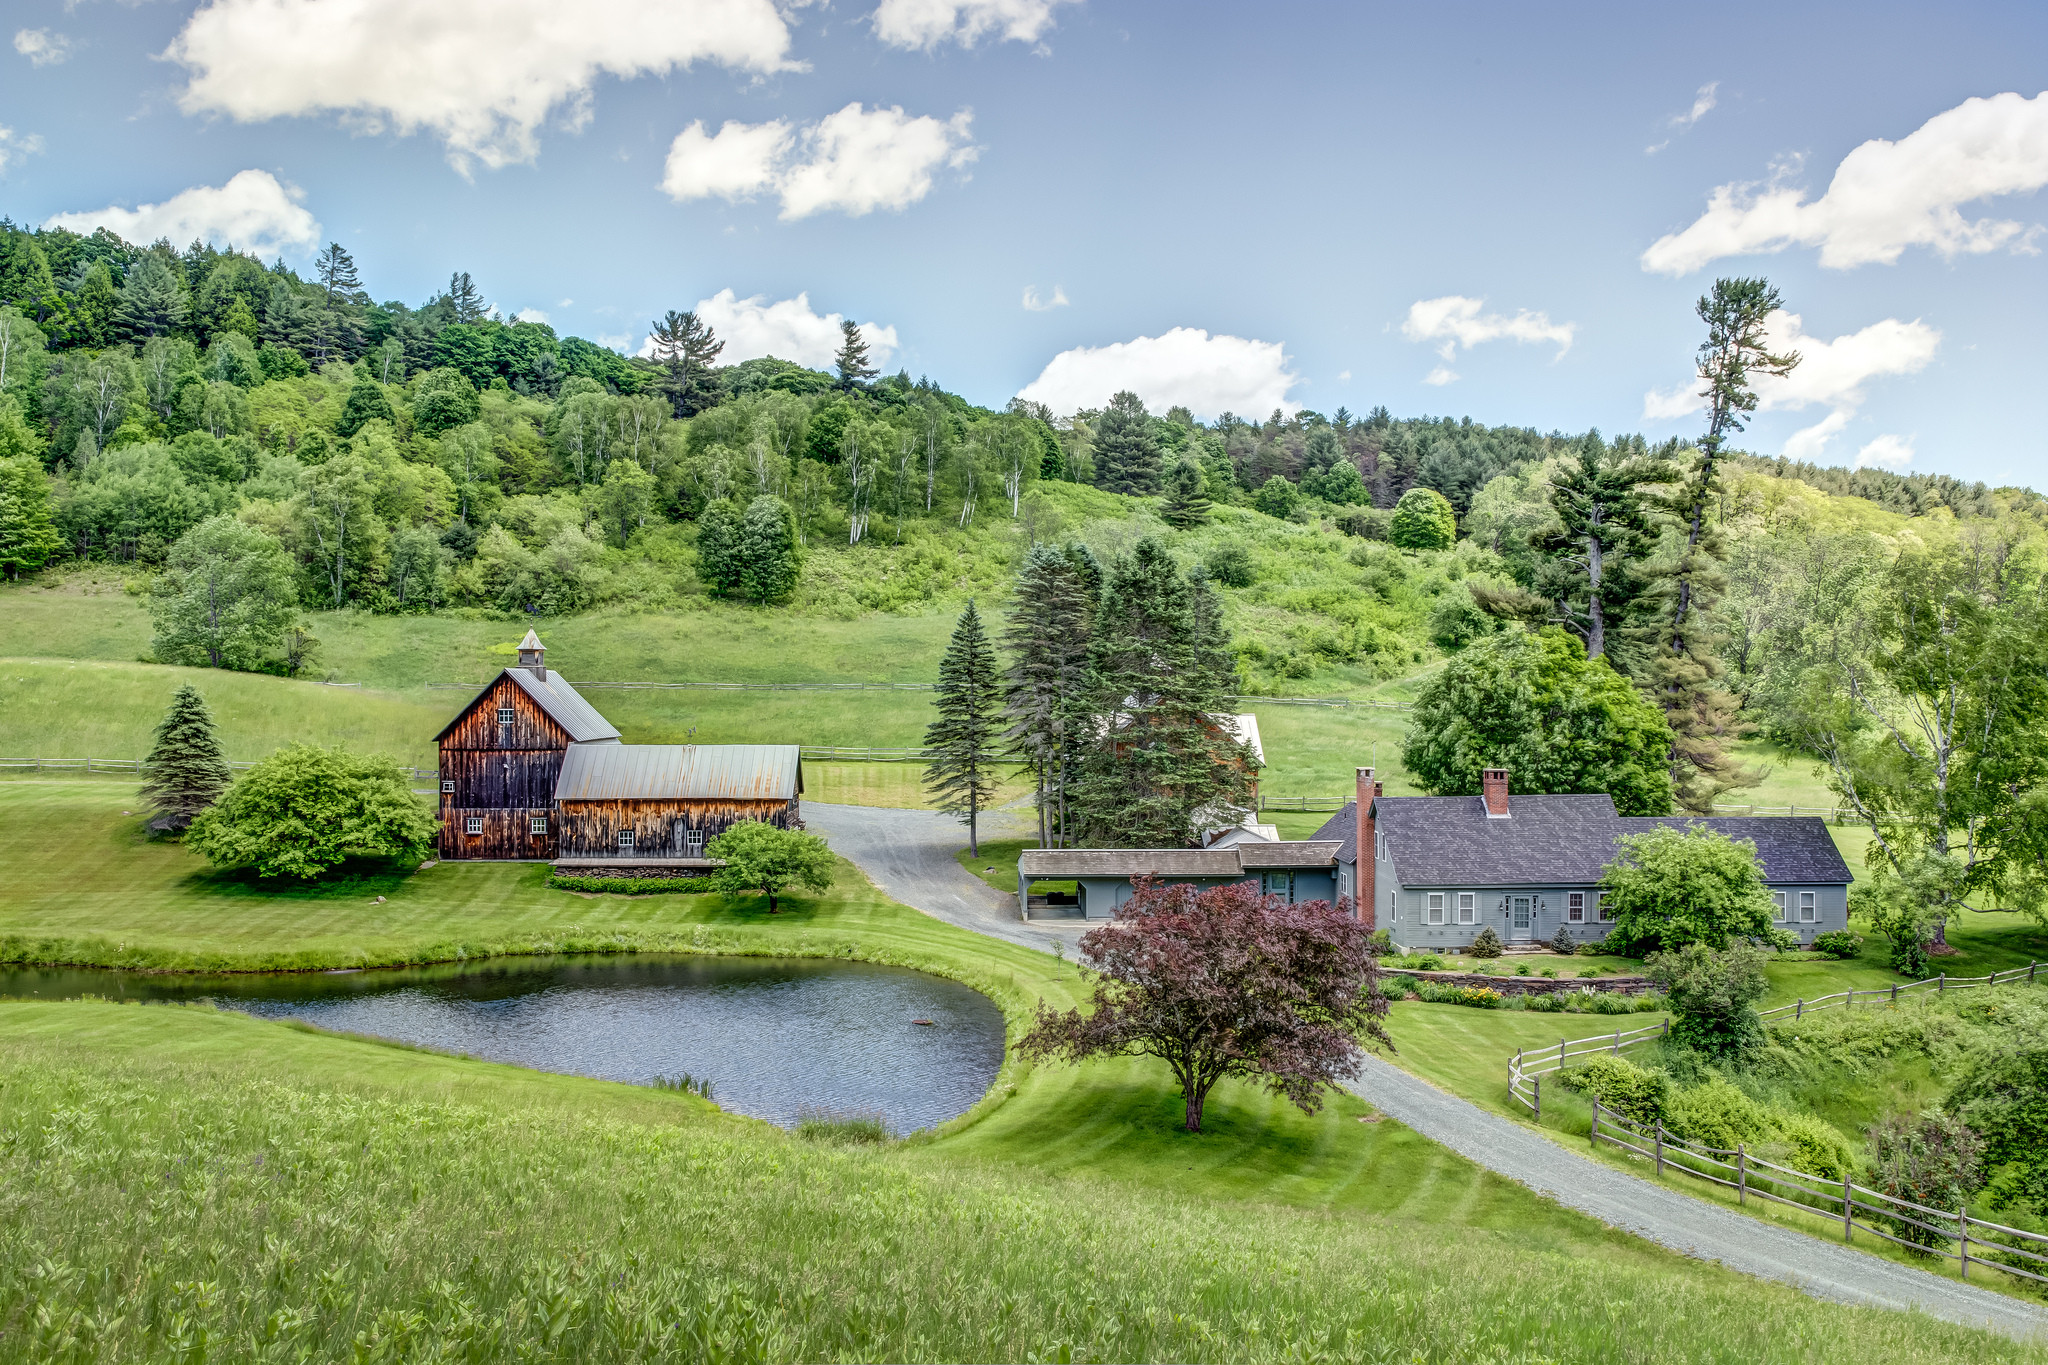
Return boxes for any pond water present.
[0,955,1006,1134]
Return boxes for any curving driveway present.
[808,799,2048,1344]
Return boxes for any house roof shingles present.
[1309,796,1855,887]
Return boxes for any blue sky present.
[3,1,2045,485]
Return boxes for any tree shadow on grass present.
[177,856,428,903]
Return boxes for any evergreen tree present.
[924,600,1004,855]
[62,261,118,348]
[114,252,190,340]
[1001,542,1098,848]
[0,454,61,578]
[1530,431,1670,668]
[445,271,489,324]
[1657,278,1799,810]
[139,684,233,833]
[0,228,62,325]
[1159,458,1213,528]
[737,494,801,602]
[695,500,743,595]
[1091,390,1162,495]
[314,242,361,303]
[648,309,724,416]
[337,372,396,437]
[1071,538,1256,847]
[834,319,877,391]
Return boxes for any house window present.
[1799,891,1817,923]
[1262,871,1296,903]
[1374,830,1385,860]
[1597,893,1612,922]
[685,828,705,855]
[1427,892,1446,925]
[530,816,548,836]
[1772,891,1787,922]
[1458,892,1476,924]
[465,816,483,836]
[618,829,635,852]
[1568,892,1585,923]
[1389,890,1397,922]
[441,779,455,794]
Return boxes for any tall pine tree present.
[1159,457,1213,528]
[1071,538,1255,847]
[1090,390,1162,495]
[649,309,725,416]
[1531,431,1669,669]
[139,684,233,833]
[924,600,1004,855]
[1001,542,1099,849]
[1657,278,1800,811]
[834,320,877,390]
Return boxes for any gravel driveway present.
[808,799,2048,1343]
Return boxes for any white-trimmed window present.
[1568,892,1585,922]
[1772,891,1788,922]
[1458,892,1476,924]
[1799,891,1817,923]
[496,706,515,727]
[618,829,635,852]
[1427,892,1446,925]
[530,816,547,836]
[465,816,483,835]
[1374,830,1386,860]
[1389,890,1397,922]
[441,779,455,794]
[1597,893,1612,922]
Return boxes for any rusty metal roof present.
[433,668,622,744]
[554,743,802,802]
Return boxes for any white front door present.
[1510,896,1534,940]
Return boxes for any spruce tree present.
[924,600,1004,855]
[834,319,877,390]
[139,684,233,833]
[737,495,801,602]
[1071,538,1255,848]
[1530,431,1670,669]
[114,253,190,340]
[1159,458,1213,528]
[1090,390,1162,495]
[1001,543,1098,849]
[695,500,744,596]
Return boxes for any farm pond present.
[0,955,1007,1134]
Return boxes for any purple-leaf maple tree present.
[1019,878,1391,1132]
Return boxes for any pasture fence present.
[1504,962,2047,1289]
[0,757,435,780]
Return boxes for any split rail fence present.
[1505,962,2047,1289]
[0,757,436,780]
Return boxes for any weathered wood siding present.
[438,675,571,860]
[555,797,800,859]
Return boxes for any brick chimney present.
[1482,767,1510,818]
[1356,767,1376,928]
[517,629,547,681]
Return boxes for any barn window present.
[496,706,515,728]
[1458,892,1476,924]
[441,780,455,794]
[618,829,635,852]
[1568,892,1584,922]
[530,816,548,836]
[465,816,483,836]
[685,828,704,855]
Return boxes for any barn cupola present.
[517,629,547,681]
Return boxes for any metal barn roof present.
[434,667,622,744]
[554,743,802,802]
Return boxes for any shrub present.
[1646,942,1769,1061]
[1862,1113,1985,1247]
[1427,590,1494,651]
[1664,1076,1773,1152]
[186,744,436,879]
[1811,930,1863,960]
[548,875,717,894]
[1558,1055,1671,1128]
[1205,542,1255,588]
[1601,825,1775,951]
[1470,927,1503,959]
[1579,930,1634,957]
[1946,1040,2048,1217]
[1547,926,1576,955]
[1388,487,1455,550]
[1765,1110,1854,1181]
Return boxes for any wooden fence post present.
[1891,983,1899,1004]
[1960,1209,1970,1280]
[1795,998,1803,1020]
[1939,972,1946,993]
[1737,1144,1746,1206]
[1843,1175,1853,1242]
[1661,1018,1669,1039]
[1611,1029,1620,1055]
[1655,1125,1664,1177]
[1590,1097,1600,1148]
[1558,1038,1566,1069]
[1533,1076,1541,1123]
[2031,959,2037,984]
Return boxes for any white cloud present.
[0,126,44,174]
[663,102,977,219]
[165,0,799,173]
[1672,81,1718,129]
[1021,284,1067,311]
[44,169,321,256]
[1014,327,1300,421]
[1640,308,1940,458]
[595,331,636,353]
[515,307,549,325]
[1854,434,1915,471]
[1336,369,1351,381]
[1400,295,1573,382]
[871,0,1078,50]
[13,28,74,65]
[1643,89,2048,273]
[692,288,898,370]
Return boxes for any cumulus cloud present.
[165,0,799,173]
[13,28,74,65]
[1640,308,1940,457]
[515,307,550,325]
[1642,89,2048,273]
[692,288,898,369]
[1423,366,1457,387]
[1854,434,1915,471]
[663,102,977,219]
[1021,284,1067,311]
[44,169,321,256]
[0,126,44,174]
[872,0,1078,50]
[1399,295,1573,382]
[1014,327,1300,420]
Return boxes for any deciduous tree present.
[150,515,299,670]
[1644,941,1769,1060]
[1389,486,1455,549]
[186,744,436,879]
[1600,824,1775,951]
[1020,879,1390,1132]
[706,820,834,912]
